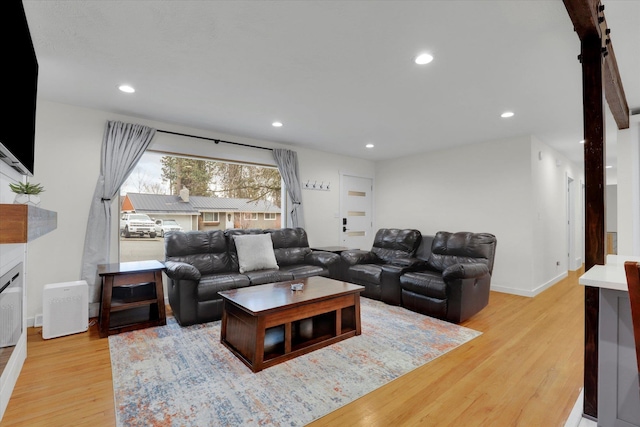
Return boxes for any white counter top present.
[578,255,640,292]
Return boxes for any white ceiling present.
[22,1,639,170]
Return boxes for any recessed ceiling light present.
[272,121,283,127]
[606,165,613,169]
[118,84,135,93]
[501,111,514,118]
[365,143,374,149]
[580,140,585,144]
[414,53,434,65]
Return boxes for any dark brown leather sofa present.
[400,231,497,323]
[341,228,497,323]
[164,228,340,326]
[340,228,422,305]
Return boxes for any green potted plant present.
[9,182,45,206]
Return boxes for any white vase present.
[14,194,41,206]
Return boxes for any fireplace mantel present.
[0,204,57,244]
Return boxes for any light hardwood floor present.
[2,270,584,426]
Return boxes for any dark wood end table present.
[97,260,166,338]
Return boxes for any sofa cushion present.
[226,228,266,271]
[279,264,327,279]
[427,231,496,273]
[197,273,251,301]
[165,230,232,275]
[371,228,422,263]
[233,233,279,273]
[268,228,312,266]
[244,269,294,285]
[349,264,383,284]
[400,270,447,300]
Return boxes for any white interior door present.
[340,174,373,249]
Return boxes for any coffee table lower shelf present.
[221,292,361,372]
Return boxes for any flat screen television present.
[0,1,38,176]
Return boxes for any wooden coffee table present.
[219,276,364,372]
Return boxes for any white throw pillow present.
[234,233,279,273]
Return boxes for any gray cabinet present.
[599,288,640,427]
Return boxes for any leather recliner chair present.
[340,228,422,305]
[399,231,497,323]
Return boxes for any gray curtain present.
[80,121,156,316]
[273,148,305,229]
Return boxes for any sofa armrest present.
[443,267,492,323]
[164,260,201,281]
[379,263,424,306]
[305,251,341,267]
[442,262,489,281]
[341,250,380,266]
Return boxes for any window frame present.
[117,148,286,264]
[202,212,220,223]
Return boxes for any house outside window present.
[203,212,219,222]
[119,151,283,262]
[264,212,276,220]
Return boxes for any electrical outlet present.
[34,313,43,327]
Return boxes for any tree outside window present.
[160,155,281,206]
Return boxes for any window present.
[265,212,276,220]
[119,151,282,262]
[203,212,219,222]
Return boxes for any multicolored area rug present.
[109,297,480,426]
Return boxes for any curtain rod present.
[157,129,273,152]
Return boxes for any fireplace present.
[0,263,23,374]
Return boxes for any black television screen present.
[0,1,38,176]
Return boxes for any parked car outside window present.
[120,213,157,238]
[154,219,184,237]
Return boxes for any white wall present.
[616,115,640,256]
[375,135,583,296]
[530,136,583,291]
[606,185,617,233]
[149,127,375,248]
[24,100,374,321]
[25,99,589,319]
[376,136,534,294]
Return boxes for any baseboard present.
[491,272,568,297]
[573,257,583,270]
[30,298,171,326]
[564,389,584,427]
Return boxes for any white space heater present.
[42,280,88,339]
